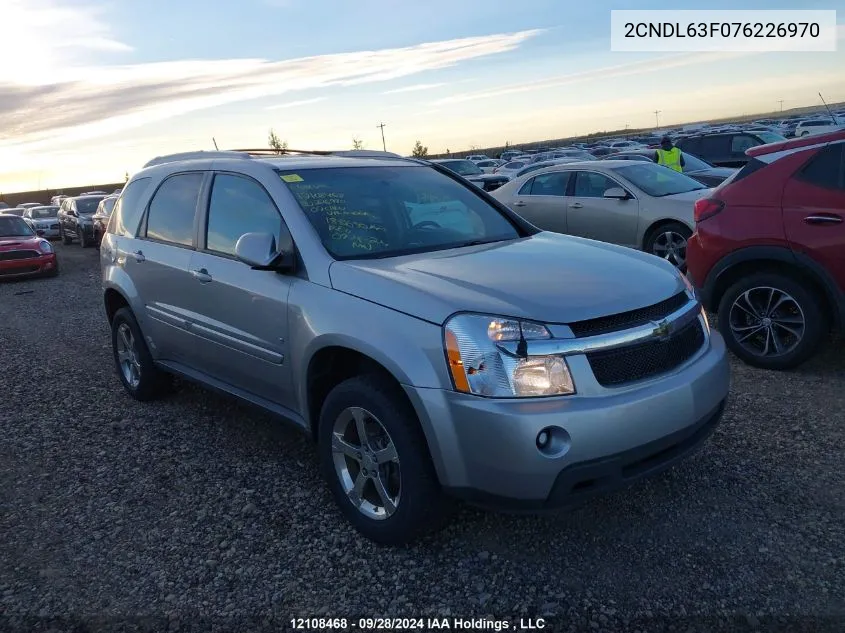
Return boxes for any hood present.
[329,233,685,325]
[0,236,40,249]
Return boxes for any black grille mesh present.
[587,320,705,387]
[0,250,39,261]
[569,292,689,338]
[0,265,40,276]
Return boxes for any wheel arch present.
[702,245,844,330]
[641,217,694,250]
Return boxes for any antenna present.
[653,110,661,129]
[819,92,837,123]
[213,137,219,150]
[376,122,387,152]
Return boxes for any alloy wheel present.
[728,286,805,358]
[331,406,401,520]
[115,322,142,388]
[651,231,688,269]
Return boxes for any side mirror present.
[604,187,629,200]
[235,232,294,272]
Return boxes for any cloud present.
[0,28,542,155]
[384,83,447,94]
[431,52,757,106]
[266,97,328,110]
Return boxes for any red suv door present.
[782,142,845,291]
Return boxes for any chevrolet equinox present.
[100,149,731,544]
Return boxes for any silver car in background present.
[491,160,712,270]
[22,206,61,239]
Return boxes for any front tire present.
[644,221,692,271]
[717,272,826,370]
[110,307,172,400]
[60,226,72,245]
[318,375,448,545]
[79,228,89,248]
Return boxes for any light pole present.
[778,100,784,113]
[653,110,661,129]
[376,122,387,151]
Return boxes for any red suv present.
[687,130,844,370]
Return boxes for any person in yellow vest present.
[654,136,685,172]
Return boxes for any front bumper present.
[0,254,58,278]
[405,331,730,508]
[33,226,60,239]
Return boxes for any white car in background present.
[474,159,505,173]
[794,118,844,137]
[492,158,532,178]
[465,154,490,162]
[490,160,712,270]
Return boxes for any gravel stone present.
[1,244,844,632]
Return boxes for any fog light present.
[537,430,550,448]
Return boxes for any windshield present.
[30,206,59,218]
[614,163,707,197]
[756,131,787,143]
[279,166,522,260]
[0,215,35,237]
[440,160,483,176]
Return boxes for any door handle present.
[570,202,583,209]
[804,214,842,225]
[191,268,213,283]
[513,201,527,207]
[132,250,145,262]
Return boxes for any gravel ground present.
[1,243,843,633]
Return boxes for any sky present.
[0,0,844,193]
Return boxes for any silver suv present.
[100,149,731,544]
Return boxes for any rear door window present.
[731,135,758,155]
[698,135,731,159]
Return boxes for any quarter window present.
[144,172,204,246]
[206,174,283,256]
[797,144,844,191]
[108,177,152,237]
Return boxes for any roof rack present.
[142,148,405,168]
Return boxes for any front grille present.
[50,223,59,229]
[587,319,705,387]
[0,250,39,261]
[0,265,40,276]
[569,292,689,338]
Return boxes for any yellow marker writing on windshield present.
[281,174,304,183]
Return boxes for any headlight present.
[443,314,575,398]
[38,239,53,253]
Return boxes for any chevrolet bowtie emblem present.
[651,319,673,341]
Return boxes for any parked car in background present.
[18,202,43,209]
[0,202,8,210]
[429,159,509,191]
[57,194,106,247]
[475,159,505,174]
[794,118,844,137]
[92,196,118,246]
[608,150,738,187]
[687,129,844,370]
[99,149,729,544]
[51,195,69,206]
[0,214,58,279]
[499,150,523,162]
[465,154,489,162]
[0,207,25,216]
[676,130,787,167]
[22,206,61,239]
[492,159,531,178]
[512,159,582,179]
[589,147,619,158]
[491,161,711,270]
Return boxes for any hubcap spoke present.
[349,472,366,508]
[729,285,805,358]
[737,324,766,343]
[373,443,398,464]
[351,408,369,448]
[332,433,360,460]
[372,476,397,516]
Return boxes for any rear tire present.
[318,375,449,545]
[717,271,826,370]
[110,307,172,401]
